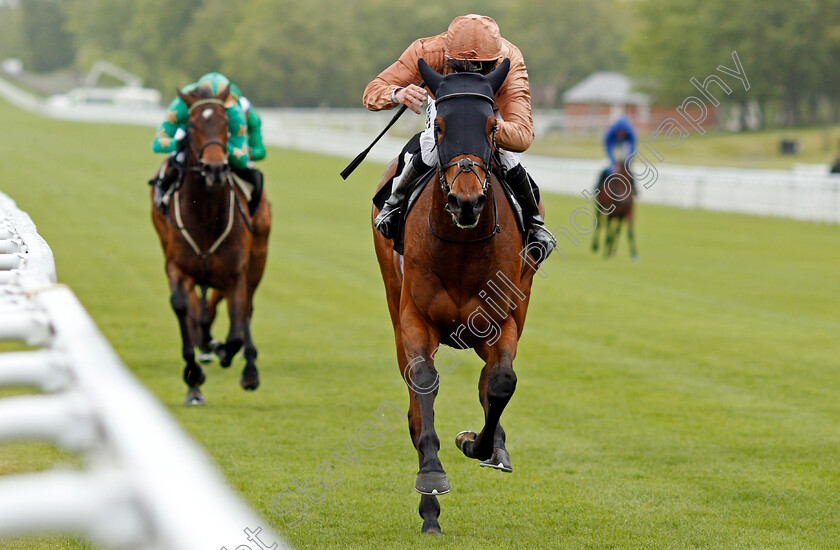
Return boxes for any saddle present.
[373,136,538,254]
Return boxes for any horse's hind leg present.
[240,227,268,390]
[239,318,259,390]
[168,265,205,405]
[418,495,441,536]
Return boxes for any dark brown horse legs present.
[216,276,247,368]
[240,322,260,390]
[460,360,517,461]
[458,328,518,464]
[627,213,640,260]
[591,210,603,252]
[168,266,206,402]
[418,495,441,535]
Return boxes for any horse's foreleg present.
[391,323,442,534]
[457,319,518,464]
[610,218,624,257]
[400,301,448,497]
[591,210,602,252]
[168,264,205,404]
[218,275,247,368]
[627,210,639,261]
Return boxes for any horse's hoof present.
[415,471,451,495]
[479,448,513,473]
[455,430,477,454]
[185,388,206,406]
[211,340,231,368]
[421,524,442,536]
[197,351,214,363]
[631,254,641,263]
[240,373,260,391]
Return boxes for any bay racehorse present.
[372,58,544,534]
[591,161,639,260]
[151,85,271,405]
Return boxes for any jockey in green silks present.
[150,72,265,215]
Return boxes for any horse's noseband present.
[187,139,229,178]
[438,157,491,196]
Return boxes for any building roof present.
[562,72,649,106]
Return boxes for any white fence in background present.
[2,74,839,224]
[524,156,840,224]
[0,191,286,550]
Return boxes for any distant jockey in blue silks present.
[598,116,637,189]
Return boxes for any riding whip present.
[340,81,425,180]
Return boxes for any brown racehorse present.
[372,59,544,534]
[151,85,271,405]
[591,162,639,260]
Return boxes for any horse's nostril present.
[475,194,486,208]
[447,194,460,211]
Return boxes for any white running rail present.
[0,190,286,549]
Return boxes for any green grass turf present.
[1,96,839,549]
[529,125,840,170]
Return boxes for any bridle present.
[433,92,497,197]
[168,95,253,263]
[428,91,501,244]
[184,97,230,179]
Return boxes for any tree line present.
[0,0,838,127]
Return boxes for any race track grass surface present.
[1,97,839,549]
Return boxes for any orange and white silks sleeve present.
[363,36,447,111]
[492,42,534,153]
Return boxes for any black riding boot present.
[233,167,264,216]
[374,155,429,240]
[506,164,556,263]
[149,155,183,214]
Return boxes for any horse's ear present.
[418,58,443,95]
[217,83,230,102]
[176,88,194,107]
[486,58,510,95]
